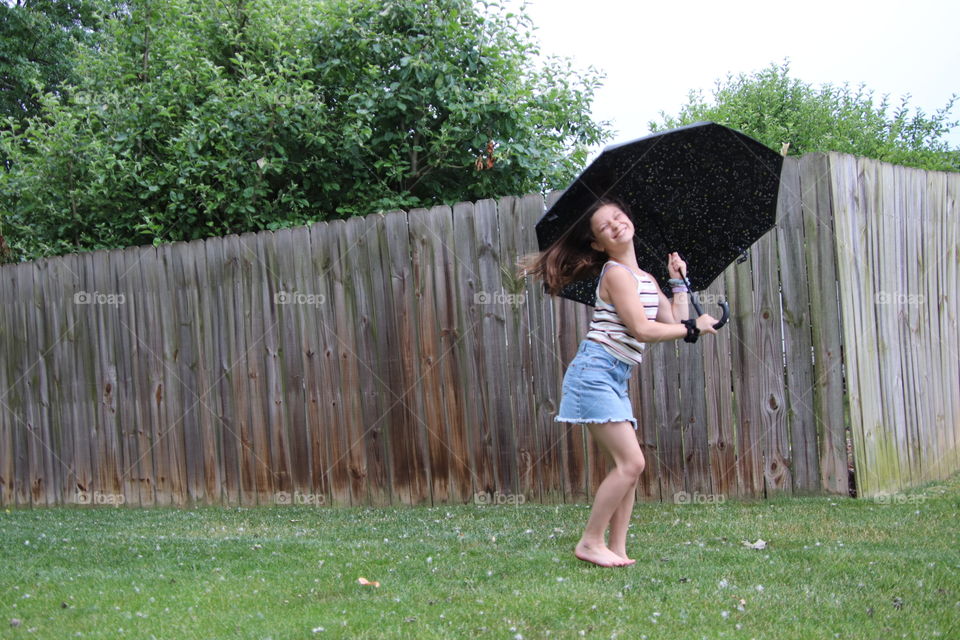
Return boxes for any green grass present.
[3,477,960,639]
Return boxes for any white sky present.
[509,0,960,155]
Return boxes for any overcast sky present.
[509,0,960,154]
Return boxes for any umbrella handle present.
[682,275,729,331]
[714,301,730,330]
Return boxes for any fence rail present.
[1,153,958,506]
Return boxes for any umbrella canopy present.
[535,122,783,306]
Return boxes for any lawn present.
[3,476,959,640]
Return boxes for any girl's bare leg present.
[608,473,640,561]
[573,421,645,567]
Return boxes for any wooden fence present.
[1,153,957,506]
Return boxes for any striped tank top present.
[585,261,660,365]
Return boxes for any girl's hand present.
[695,314,719,335]
[667,252,687,280]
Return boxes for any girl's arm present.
[654,287,689,324]
[604,267,688,343]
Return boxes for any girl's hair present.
[517,198,626,295]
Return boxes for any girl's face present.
[589,204,633,252]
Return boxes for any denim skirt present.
[554,339,637,429]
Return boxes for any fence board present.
[497,196,538,501]
[29,258,57,505]
[800,153,847,495]
[380,212,430,505]
[19,261,47,505]
[728,258,764,497]
[680,337,710,496]
[833,155,893,497]
[473,200,519,497]
[190,239,221,504]
[158,244,189,505]
[42,256,76,505]
[940,170,960,476]
[304,221,342,504]
[776,157,820,492]
[517,195,565,503]
[408,206,453,503]
[348,215,394,506]
[256,233,290,503]
[450,202,495,502]
[753,230,792,495]
[0,261,15,505]
[912,167,942,483]
[272,228,313,502]
[294,225,327,502]
[703,275,737,497]
[324,220,363,504]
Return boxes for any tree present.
[0,0,116,125]
[651,61,959,172]
[0,0,609,262]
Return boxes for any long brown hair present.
[518,199,624,295]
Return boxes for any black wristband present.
[681,319,700,343]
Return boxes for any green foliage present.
[0,0,609,262]
[0,0,114,125]
[651,61,959,172]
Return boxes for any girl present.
[522,199,719,567]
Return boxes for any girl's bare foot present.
[612,551,636,566]
[574,541,631,567]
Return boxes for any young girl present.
[523,199,719,567]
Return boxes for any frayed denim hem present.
[554,416,638,430]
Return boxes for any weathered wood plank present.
[451,201,496,502]
[257,231,292,503]
[272,228,311,502]
[679,320,710,496]
[157,244,188,505]
[0,259,16,505]
[380,212,429,505]
[516,194,566,503]
[497,196,538,502]
[776,156,820,493]
[191,238,221,504]
[473,200,518,498]
[727,255,764,497]
[832,154,892,497]
[343,215,390,505]
[800,153,848,495]
[25,257,57,506]
[111,247,140,506]
[7,263,31,505]
[305,220,342,505]
[933,170,960,478]
[43,255,80,505]
[703,274,737,498]
[753,230,792,495]
[326,220,366,504]
[22,259,50,505]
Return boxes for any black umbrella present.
[535,122,782,327]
